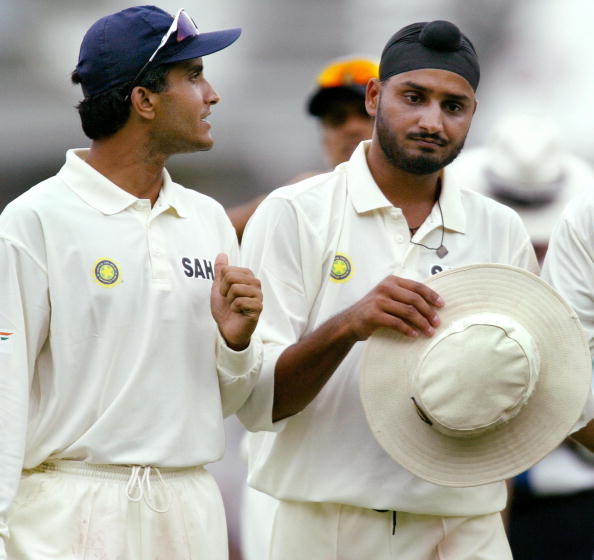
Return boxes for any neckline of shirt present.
[346,140,466,234]
[58,149,187,218]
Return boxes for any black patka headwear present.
[379,20,480,91]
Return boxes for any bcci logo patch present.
[93,259,122,287]
[330,253,354,283]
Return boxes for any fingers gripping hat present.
[360,264,592,487]
[379,20,480,91]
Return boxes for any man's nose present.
[417,101,444,135]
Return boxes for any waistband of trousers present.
[25,460,204,482]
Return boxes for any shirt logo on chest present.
[330,253,354,283]
[93,259,122,287]
[181,257,214,280]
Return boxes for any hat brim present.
[161,28,241,64]
[360,264,592,487]
[307,85,367,117]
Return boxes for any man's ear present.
[129,86,158,120]
[365,78,381,118]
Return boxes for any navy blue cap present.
[76,5,241,97]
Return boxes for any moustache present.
[407,132,448,147]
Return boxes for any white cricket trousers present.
[5,460,228,560]
[270,500,513,560]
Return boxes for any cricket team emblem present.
[93,259,122,287]
[330,253,354,283]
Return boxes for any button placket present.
[410,206,442,247]
[385,208,409,262]
[146,210,172,285]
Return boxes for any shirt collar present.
[57,149,187,218]
[346,140,466,233]
[157,170,188,218]
[346,141,393,214]
[438,166,466,233]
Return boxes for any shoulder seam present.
[0,235,48,274]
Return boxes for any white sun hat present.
[360,264,592,488]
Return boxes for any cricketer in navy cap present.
[75,5,241,97]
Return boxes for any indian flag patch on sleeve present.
[0,330,15,354]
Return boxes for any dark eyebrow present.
[403,80,430,93]
[188,62,204,74]
[181,60,204,75]
[402,80,471,103]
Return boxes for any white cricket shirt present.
[239,140,541,516]
[540,193,594,495]
[542,191,594,354]
[0,149,261,542]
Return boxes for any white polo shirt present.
[0,149,261,537]
[239,140,540,517]
[542,191,594,354]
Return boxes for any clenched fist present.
[210,253,263,350]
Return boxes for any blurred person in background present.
[226,56,377,241]
[239,55,378,560]
[0,6,263,559]
[447,113,594,264]
[447,112,594,559]
[305,56,379,176]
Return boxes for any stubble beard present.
[375,103,466,175]
[151,130,214,157]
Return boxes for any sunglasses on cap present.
[125,8,199,100]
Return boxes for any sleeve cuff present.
[236,343,294,432]
[216,330,262,381]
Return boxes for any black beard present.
[376,103,466,175]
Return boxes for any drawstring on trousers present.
[126,465,172,513]
[374,509,398,535]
